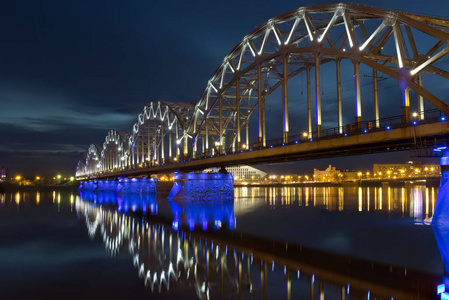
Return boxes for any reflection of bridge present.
[77,4,449,179]
[76,194,439,299]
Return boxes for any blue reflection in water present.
[79,179,158,216]
[168,198,235,231]
[168,172,235,231]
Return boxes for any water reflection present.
[234,185,437,223]
[76,190,439,299]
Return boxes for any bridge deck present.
[77,121,449,180]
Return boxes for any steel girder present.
[187,3,449,155]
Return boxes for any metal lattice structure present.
[189,3,449,155]
[77,3,449,178]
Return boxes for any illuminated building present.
[373,162,440,178]
[0,167,6,182]
[314,165,342,183]
[204,165,267,182]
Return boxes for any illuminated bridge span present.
[77,3,449,179]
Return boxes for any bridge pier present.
[167,171,234,201]
[433,151,449,224]
[117,177,157,195]
[433,150,449,297]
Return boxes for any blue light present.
[295,141,298,144]
[344,133,348,137]
[442,116,447,121]
[363,129,368,133]
[270,145,273,148]
[309,138,313,142]
[434,146,447,152]
[282,143,285,146]
[250,149,252,151]
[438,284,445,294]
[225,153,227,155]
[413,121,417,125]
[241,150,243,152]
[386,125,391,130]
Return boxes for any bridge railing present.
[258,109,445,149]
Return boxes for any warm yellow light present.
[366,172,370,175]
[387,171,391,174]
[36,176,40,180]
[302,132,308,137]
[57,175,61,179]
[431,167,435,171]
[412,112,418,117]
[400,169,405,173]
[357,172,362,176]
[425,167,428,171]
[242,144,247,149]
[15,176,21,180]
[70,177,74,181]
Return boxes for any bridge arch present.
[127,101,194,168]
[100,130,130,172]
[78,144,102,176]
[186,3,449,156]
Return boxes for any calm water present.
[0,184,444,299]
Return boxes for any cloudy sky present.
[1,0,448,177]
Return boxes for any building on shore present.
[205,165,267,182]
[373,162,440,179]
[0,167,6,182]
[313,165,342,182]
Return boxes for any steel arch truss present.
[78,144,102,176]
[127,101,194,168]
[99,130,130,172]
[188,3,449,156]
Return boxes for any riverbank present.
[0,182,80,192]
[235,177,441,188]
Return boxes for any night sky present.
[1,0,448,177]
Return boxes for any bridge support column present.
[418,73,425,120]
[315,55,321,139]
[169,130,172,161]
[307,68,312,139]
[336,59,343,134]
[205,119,209,155]
[161,126,165,164]
[403,87,410,123]
[219,94,225,153]
[236,77,241,150]
[373,69,380,128]
[147,119,151,164]
[183,135,188,158]
[258,64,264,147]
[283,55,289,143]
[354,62,362,130]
